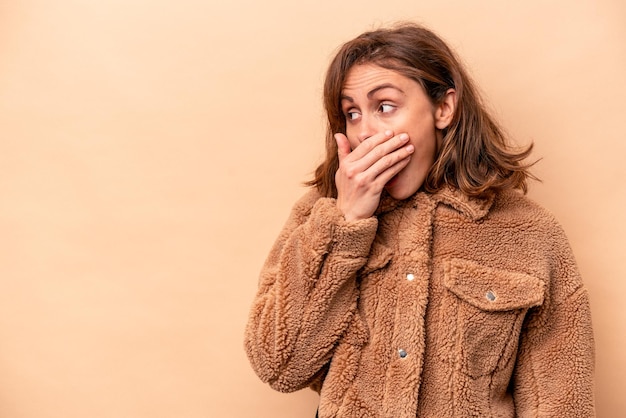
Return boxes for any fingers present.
[340,131,412,177]
[334,133,351,161]
[367,145,413,186]
[333,130,413,221]
[348,130,395,160]
[336,130,414,189]
[365,133,411,169]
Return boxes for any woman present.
[244,23,595,417]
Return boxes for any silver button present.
[486,290,496,301]
[398,349,407,358]
[406,273,415,281]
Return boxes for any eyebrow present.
[340,83,406,102]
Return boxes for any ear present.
[434,88,456,130]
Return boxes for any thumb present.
[334,133,351,160]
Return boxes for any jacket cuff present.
[310,198,378,257]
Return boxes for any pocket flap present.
[443,258,545,311]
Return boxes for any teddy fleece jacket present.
[244,186,595,417]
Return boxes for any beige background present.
[0,0,624,417]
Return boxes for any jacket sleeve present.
[512,223,595,417]
[244,191,378,392]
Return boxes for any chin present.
[385,184,419,201]
[385,171,425,201]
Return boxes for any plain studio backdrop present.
[0,0,624,416]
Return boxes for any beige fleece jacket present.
[244,187,595,417]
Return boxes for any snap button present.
[398,349,407,358]
[406,273,415,281]
[485,290,496,301]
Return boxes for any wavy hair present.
[307,23,536,198]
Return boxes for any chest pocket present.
[443,258,545,378]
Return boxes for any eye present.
[346,110,361,121]
[379,103,395,114]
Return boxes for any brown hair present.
[307,22,536,198]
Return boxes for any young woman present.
[244,23,595,417]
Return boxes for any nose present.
[356,114,379,143]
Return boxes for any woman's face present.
[340,63,454,200]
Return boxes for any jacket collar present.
[376,186,494,221]
[431,186,494,221]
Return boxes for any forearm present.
[244,196,377,392]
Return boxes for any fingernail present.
[400,133,409,140]
[385,130,393,136]
[406,144,414,152]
